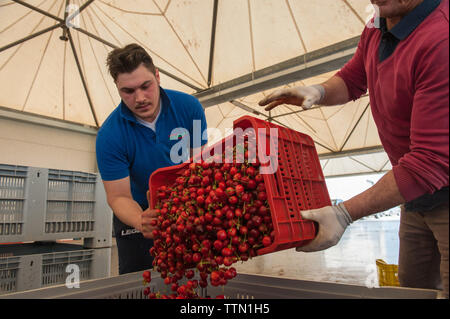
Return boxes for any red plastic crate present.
[149,115,331,256]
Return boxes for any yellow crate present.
[376,259,400,287]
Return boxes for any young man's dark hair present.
[106,43,156,81]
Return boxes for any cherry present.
[142,270,151,283]
[262,236,272,247]
[221,247,233,257]
[145,141,276,300]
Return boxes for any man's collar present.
[119,101,137,123]
[379,0,441,40]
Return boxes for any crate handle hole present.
[273,172,282,196]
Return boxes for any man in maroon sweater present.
[259,0,448,298]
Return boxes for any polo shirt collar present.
[379,0,441,40]
[119,86,171,123]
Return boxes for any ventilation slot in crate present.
[0,257,20,294]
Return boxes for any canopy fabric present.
[0,0,389,177]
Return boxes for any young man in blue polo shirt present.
[96,43,208,275]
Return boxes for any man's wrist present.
[311,84,325,104]
[337,202,353,225]
[131,213,143,232]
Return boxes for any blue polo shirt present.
[96,87,208,208]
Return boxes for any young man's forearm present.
[108,196,143,231]
[344,170,406,221]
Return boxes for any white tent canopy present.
[0,0,390,177]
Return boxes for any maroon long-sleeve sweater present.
[336,0,449,202]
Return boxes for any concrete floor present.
[108,218,401,287]
[233,219,400,286]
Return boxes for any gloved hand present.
[296,202,353,252]
[258,85,325,111]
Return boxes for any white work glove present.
[258,85,325,111]
[296,202,353,252]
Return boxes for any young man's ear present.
[155,68,161,85]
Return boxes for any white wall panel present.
[0,117,97,173]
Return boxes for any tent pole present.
[60,0,71,41]
[195,36,360,107]
[0,23,63,53]
[12,0,64,23]
[207,0,219,87]
[75,28,118,49]
[348,156,378,173]
[339,102,370,152]
[12,0,203,92]
[268,94,369,120]
[13,0,94,24]
[230,100,266,117]
[157,69,203,92]
[66,28,99,127]
[73,29,203,92]
[320,146,385,160]
[66,0,95,25]
[230,100,334,153]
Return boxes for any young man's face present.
[115,63,161,122]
